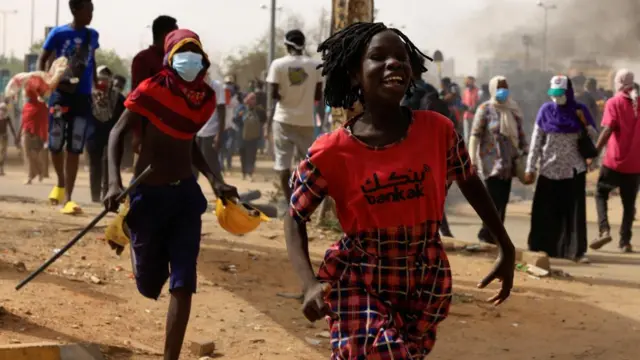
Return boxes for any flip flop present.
[60,201,82,215]
[48,186,65,205]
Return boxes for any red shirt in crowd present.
[130,44,165,139]
[21,76,50,142]
[601,92,640,173]
[131,44,164,90]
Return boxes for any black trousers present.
[87,123,110,202]
[595,166,640,246]
[478,176,512,243]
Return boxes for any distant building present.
[476,58,521,83]
[568,59,615,91]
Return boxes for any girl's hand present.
[523,172,536,184]
[477,243,515,306]
[302,282,336,322]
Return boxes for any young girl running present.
[284,22,516,359]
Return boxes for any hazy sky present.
[4,0,539,74]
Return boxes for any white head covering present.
[615,69,637,112]
[614,69,634,92]
[488,75,522,148]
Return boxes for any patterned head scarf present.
[124,29,216,139]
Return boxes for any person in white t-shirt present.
[219,76,241,172]
[195,75,226,181]
[266,29,323,202]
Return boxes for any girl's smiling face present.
[356,30,412,106]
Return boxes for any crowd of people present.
[1,0,639,359]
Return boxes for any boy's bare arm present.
[107,109,140,189]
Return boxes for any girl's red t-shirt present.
[291,110,473,233]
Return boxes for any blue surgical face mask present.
[171,52,204,82]
[495,88,509,102]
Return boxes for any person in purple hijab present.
[535,75,597,134]
[524,75,599,263]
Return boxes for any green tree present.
[223,30,287,88]
[222,11,330,88]
[95,49,129,77]
[29,40,44,54]
[0,56,25,75]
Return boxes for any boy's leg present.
[440,211,453,237]
[165,289,192,360]
[165,223,199,360]
[225,129,235,169]
[39,148,49,177]
[478,177,500,243]
[101,145,109,199]
[21,134,34,181]
[247,140,258,175]
[165,182,207,360]
[618,173,640,251]
[0,134,8,174]
[272,122,296,202]
[63,95,93,205]
[591,166,617,249]
[48,107,67,191]
[87,134,104,202]
[126,188,171,301]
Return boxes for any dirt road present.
[1,160,639,360]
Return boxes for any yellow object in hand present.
[215,198,269,235]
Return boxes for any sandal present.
[48,186,65,205]
[60,201,82,215]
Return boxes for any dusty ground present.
[1,157,640,360]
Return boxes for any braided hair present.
[317,22,432,109]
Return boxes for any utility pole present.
[266,0,277,123]
[522,35,532,70]
[55,0,60,26]
[30,0,35,45]
[0,9,18,58]
[537,1,557,71]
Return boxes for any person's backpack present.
[242,109,262,141]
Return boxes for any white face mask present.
[551,95,567,105]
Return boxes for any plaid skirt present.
[317,224,452,360]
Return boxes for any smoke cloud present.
[457,0,640,62]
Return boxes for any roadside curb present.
[441,236,550,271]
[0,342,103,360]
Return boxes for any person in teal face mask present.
[468,75,528,244]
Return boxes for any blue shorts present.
[125,177,208,299]
[48,90,93,154]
